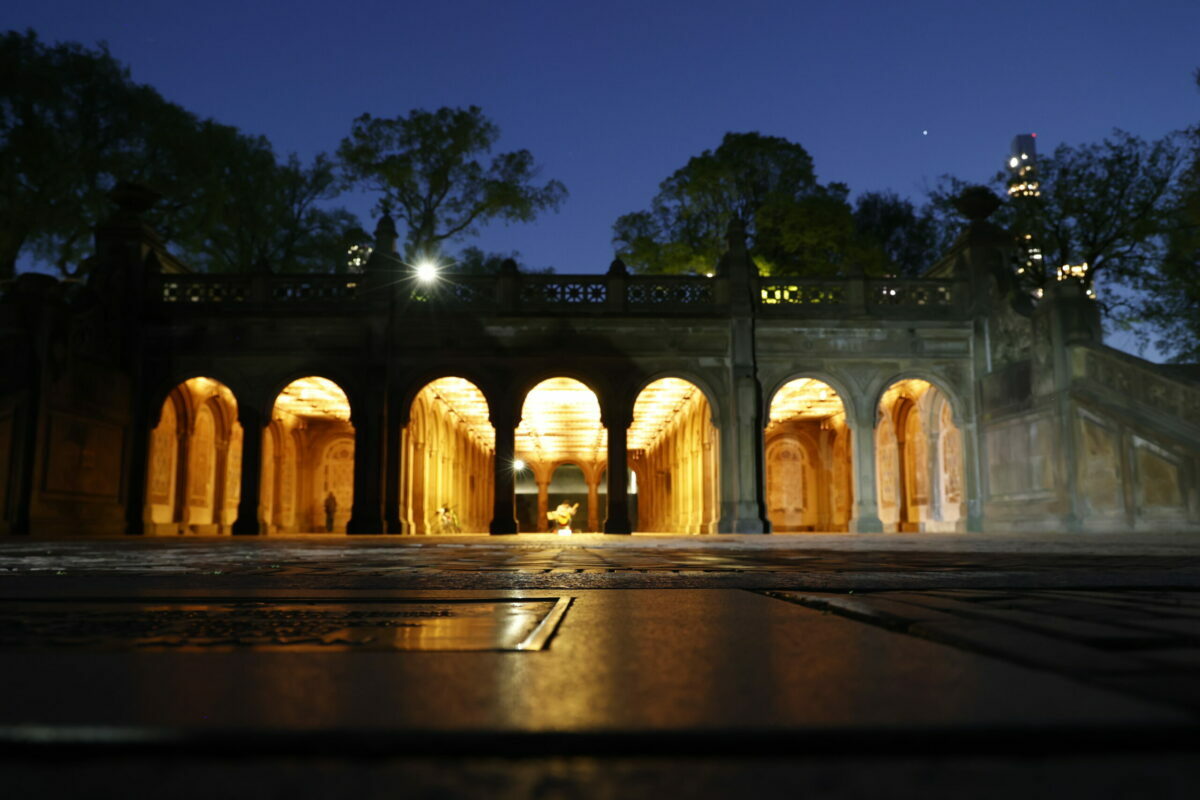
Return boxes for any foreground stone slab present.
[0,589,1185,752]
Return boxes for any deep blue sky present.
[9,0,1199,333]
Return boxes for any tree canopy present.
[1116,75,1200,363]
[337,106,567,261]
[612,132,946,277]
[0,29,361,277]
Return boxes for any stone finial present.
[716,217,750,278]
[954,186,1002,223]
[725,217,749,256]
[373,213,399,255]
[607,257,628,277]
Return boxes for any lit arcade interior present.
[261,376,355,534]
[874,378,966,533]
[628,378,718,534]
[766,378,853,532]
[145,375,964,535]
[403,377,495,534]
[144,377,243,535]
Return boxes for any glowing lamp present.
[513,459,526,471]
[415,260,439,283]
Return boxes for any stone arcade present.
[1,186,1198,536]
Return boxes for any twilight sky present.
[9,0,1199,277]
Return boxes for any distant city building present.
[1007,133,1040,198]
[1007,133,1044,287]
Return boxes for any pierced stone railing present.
[159,276,252,304]
[867,279,956,308]
[625,276,716,308]
[151,272,968,319]
[269,276,359,302]
[519,276,609,309]
[156,274,360,304]
[758,280,847,307]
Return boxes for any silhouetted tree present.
[612,132,886,276]
[0,30,361,277]
[852,191,947,277]
[1117,74,1200,362]
[337,106,567,261]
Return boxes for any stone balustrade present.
[1073,346,1200,440]
[151,272,968,319]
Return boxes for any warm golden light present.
[517,378,606,463]
[769,378,844,424]
[419,377,494,449]
[629,378,701,451]
[273,376,351,421]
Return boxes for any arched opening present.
[261,377,354,534]
[402,377,494,534]
[876,378,966,532]
[766,378,853,532]
[517,378,606,534]
[144,377,241,535]
[628,378,718,533]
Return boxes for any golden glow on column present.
[768,378,844,424]
[273,376,351,421]
[423,377,495,449]
[517,378,606,463]
[628,378,698,451]
[628,377,717,534]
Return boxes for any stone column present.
[231,405,263,536]
[384,393,403,534]
[849,400,884,533]
[489,399,519,535]
[347,386,385,534]
[536,479,550,532]
[409,440,425,534]
[587,474,601,532]
[604,407,632,534]
[123,393,152,536]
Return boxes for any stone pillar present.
[347,387,385,534]
[123,392,151,536]
[489,401,519,535]
[719,219,769,533]
[409,440,425,534]
[213,434,230,535]
[849,401,884,533]
[604,407,632,534]
[587,475,601,532]
[536,479,550,532]
[231,405,263,536]
[384,392,403,534]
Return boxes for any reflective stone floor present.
[3,532,1199,798]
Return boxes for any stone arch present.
[402,376,494,534]
[261,376,355,534]
[765,376,853,532]
[628,376,719,533]
[869,370,967,431]
[631,370,724,429]
[874,376,966,532]
[144,377,240,536]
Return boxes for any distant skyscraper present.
[1007,133,1043,290]
[1007,133,1040,198]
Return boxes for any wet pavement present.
[3,532,1200,797]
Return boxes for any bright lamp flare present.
[513,459,526,471]
[415,260,439,283]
